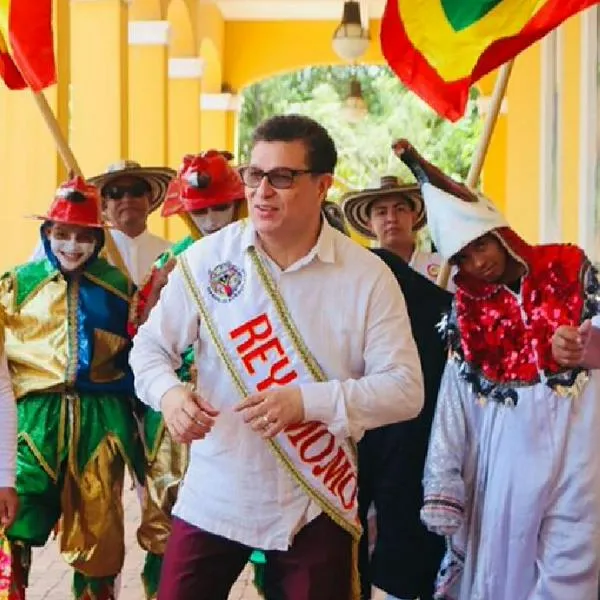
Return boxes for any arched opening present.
[199,37,222,93]
[237,65,483,193]
[167,0,196,58]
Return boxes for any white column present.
[579,6,598,259]
[539,28,563,243]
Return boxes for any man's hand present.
[161,385,219,444]
[235,386,304,439]
[0,487,18,529]
[552,324,584,368]
[579,319,600,369]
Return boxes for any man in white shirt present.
[89,161,174,284]
[343,176,454,291]
[30,161,174,285]
[129,114,424,600]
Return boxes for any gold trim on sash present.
[248,248,358,462]
[179,250,361,599]
[247,247,326,382]
[178,254,361,539]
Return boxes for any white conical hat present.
[422,182,509,260]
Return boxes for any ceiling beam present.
[214,0,385,22]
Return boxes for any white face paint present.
[49,230,97,272]
[190,204,236,235]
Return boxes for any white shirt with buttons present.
[130,220,424,551]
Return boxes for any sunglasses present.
[239,167,319,190]
[103,181,150,200]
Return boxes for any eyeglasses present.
[239,167,318,190]
[103,181,150,200]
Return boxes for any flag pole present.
[436,59,515,289]
[31,91,83,177]
[30,90,132,280]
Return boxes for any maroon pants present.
[158,514,352,600]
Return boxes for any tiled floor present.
[26,478,385,599]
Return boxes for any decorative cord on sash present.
[179,249,361,599]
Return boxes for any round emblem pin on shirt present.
[207,261,245,303]
[427,263,440,278]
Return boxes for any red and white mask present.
[48,224,98,272]
[189,203,236,235]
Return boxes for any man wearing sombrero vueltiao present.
[342,175,454,290]
[88,161,175,284]
[396,139,600,600]
[2,177,144,600]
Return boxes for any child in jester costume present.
[2,176,143,600]
[129,150,249,599]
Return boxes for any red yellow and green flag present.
[381,0,599,121]
[0,0,55,90]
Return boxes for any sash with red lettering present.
[179,248,361,540]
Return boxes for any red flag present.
[381,0,599,121]
[0,0,56,90]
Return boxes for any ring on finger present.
[262,414,270,427]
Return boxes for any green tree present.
[238,66,482,201]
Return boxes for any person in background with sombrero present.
[342,174,452,600]
[343,175,454,290]
[343,174,451,600]
[1,176,144,600]
[88,160,175,285]
[30,161,175,286]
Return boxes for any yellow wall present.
[168,76,201,242]
[0,3,590,271]
[0,0,70,268]
[504,44,542,243]
[128,41,169,238]
[223,20,384,91]
[476,72,507,214]
[561,16,582,244]
[70,0,129,177]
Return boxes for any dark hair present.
[448,231,503,266]
[251,114,337,174]
[365,194,415,218]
